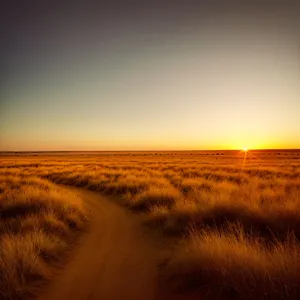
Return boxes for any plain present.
[1,150,300,299]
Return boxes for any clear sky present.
[1,1,299,151]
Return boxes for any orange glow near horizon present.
[0,2,299,152]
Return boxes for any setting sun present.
[1,2,300,300]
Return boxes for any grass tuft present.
[0,175,87,300]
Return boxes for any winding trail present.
[42,187,160,300]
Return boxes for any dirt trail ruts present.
[41,187,160,300]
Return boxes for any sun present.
[242,147,248,152]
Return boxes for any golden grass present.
[0,175,87,300]
[130,186,181,211]
[165,227,300,299]
[1,150,300,299]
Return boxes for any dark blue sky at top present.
[1,1,299,150]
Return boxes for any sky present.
[1,1,299,151]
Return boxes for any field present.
[1,150,300,299]
[0,166,87,299]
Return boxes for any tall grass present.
[0,174,87,300]
[1,150,300,299]
[165,227,300,299]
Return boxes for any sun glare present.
[243,148,248,152]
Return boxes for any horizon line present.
[1,148,300,153]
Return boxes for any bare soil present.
[41,187,160,300]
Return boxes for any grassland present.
[0,171,87,299]
[1,150,300,299]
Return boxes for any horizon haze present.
[1,1,299,151]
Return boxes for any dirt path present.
[41,188,160,300]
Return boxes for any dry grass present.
[130,186,181,211]
[165,227,300,300]
[0,174,87,300]
[1,150,300,299]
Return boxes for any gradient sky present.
[1,1,299,151]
